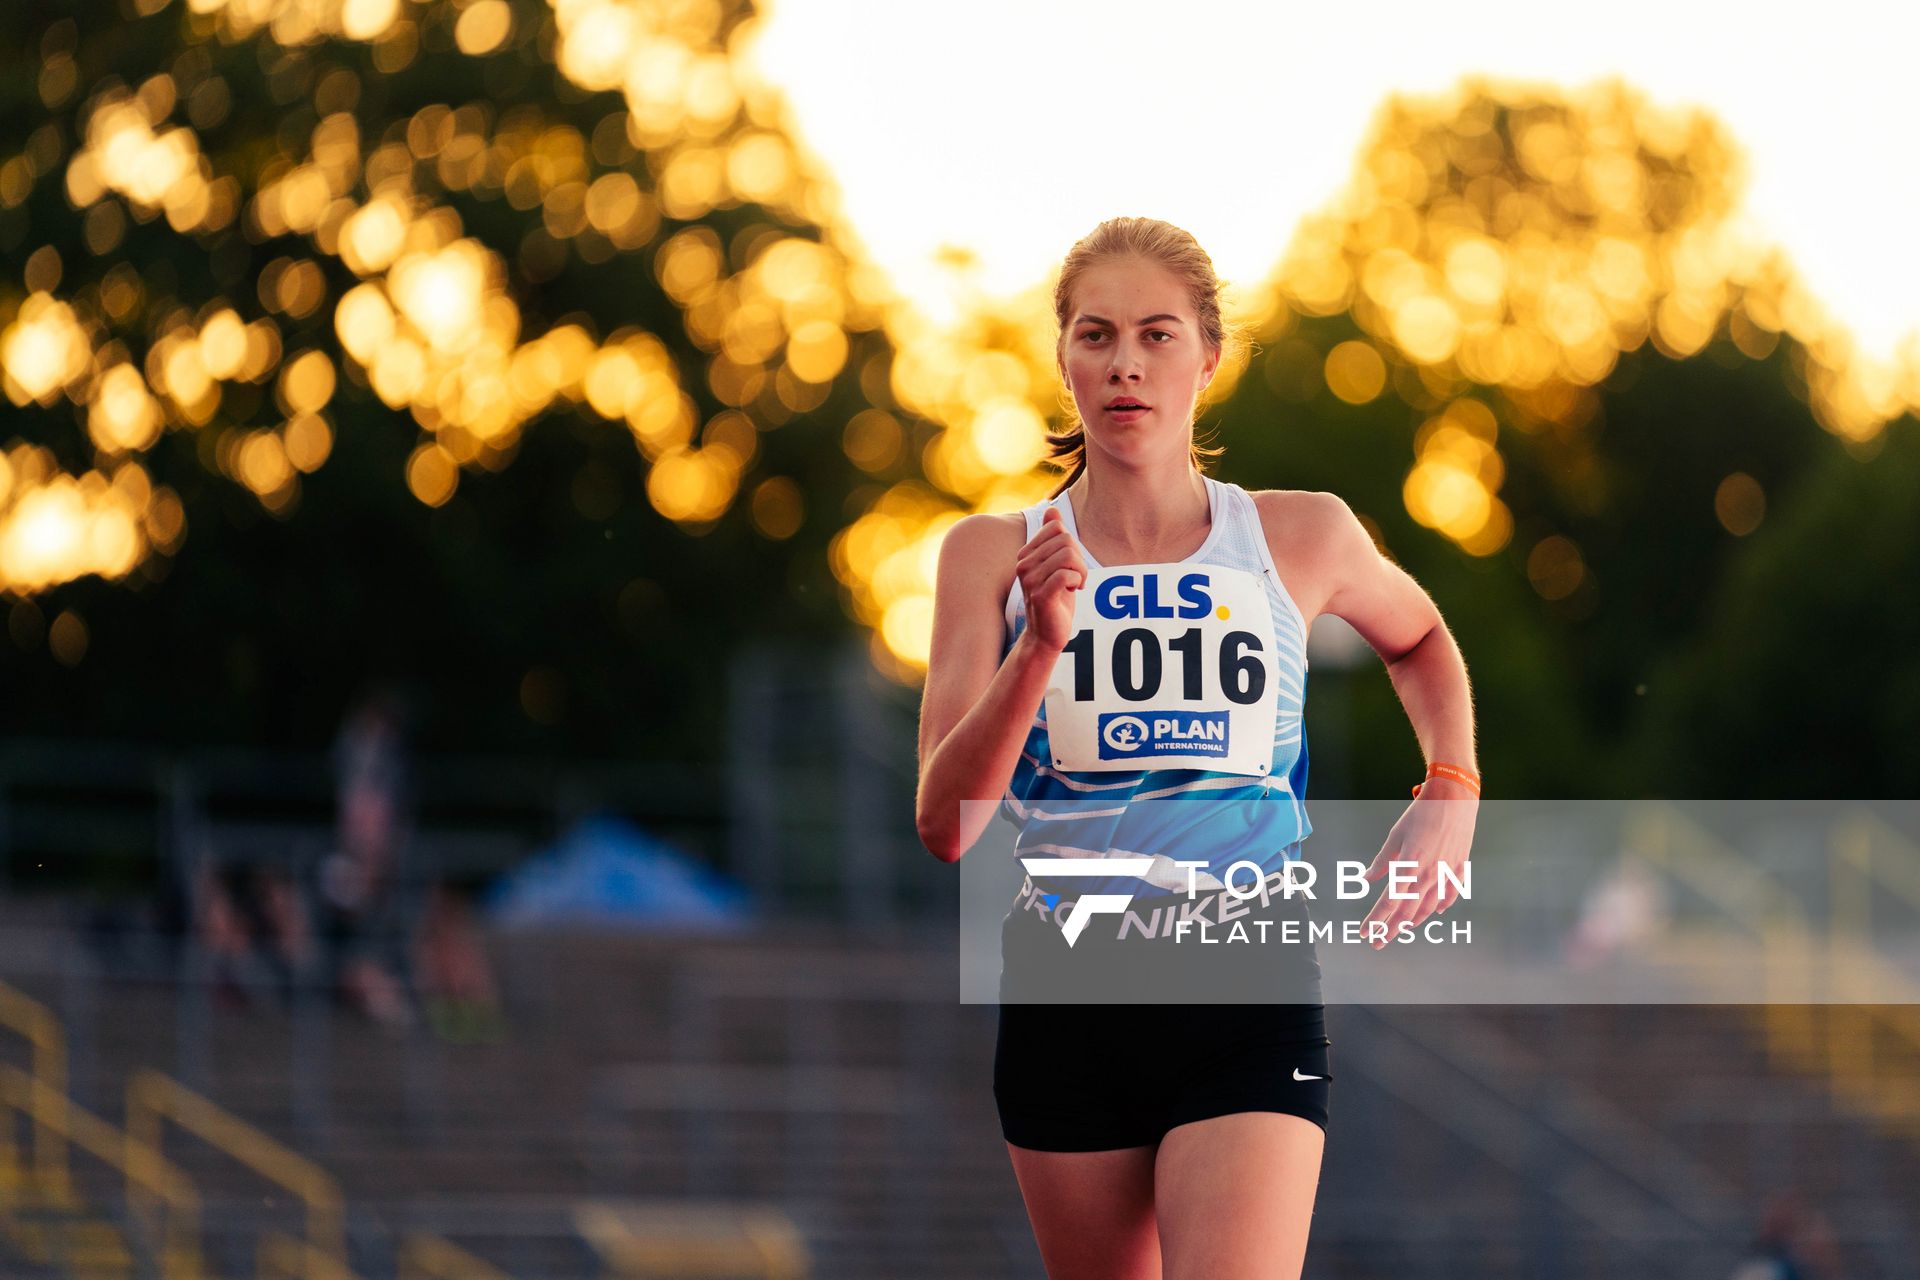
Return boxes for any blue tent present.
[484,815,755,930]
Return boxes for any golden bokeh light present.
[1714,471,1766,535]
[48,609,89,667]
[0,450,154,592]
[749,475,804,540]
[784,319,849,384]
[341,0,400,42]
[235,430,294,497]
[389,240,490,353]
[843,408,903,473]
[2,294,92,405]
[1323,340,1388,404]
[88,364,164,453]
[279,350,337,414]
[186,0,404,44]
[454,0,512,55]
[197,309,248,380]
[23,246,61,295]
[1278,83,1912,453]
[645,444,741,525]
[68,92,229,235]
[702,410,758,469]
[1527,535,1587,601]
[405,442,458,507]
[881,592,935,667]
[340,197,410,275]
[968,400,1048,476]
[333,285,395,362]
[1401,398,1510,554]
[283,413,333,473]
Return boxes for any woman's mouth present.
[1105,402,1151,420]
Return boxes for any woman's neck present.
[1067,465,1210,563]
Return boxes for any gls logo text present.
[1095,573,1213,620]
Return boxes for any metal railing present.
[396,1231,514,1280]
[127,1070,348,1269]
[0,1062,207,1279]
[0,979,71,1204]
[571,1199,807,1280]
[1621,803,1920,1152]
[257,1229,360,1280]
[1826,809,1920,1127]
[1622,803,1819,1066]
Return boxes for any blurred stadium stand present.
[2,669,1919,1275]
[3,914,1920,1276]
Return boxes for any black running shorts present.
[994,886,1332,1152]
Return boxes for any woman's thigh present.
[1153,1112,1324,1280]
[1005,1142,1163,1280]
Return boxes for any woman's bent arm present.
[916,625,1059,862]
[915,514,1047,862]
[917,507,1088,862]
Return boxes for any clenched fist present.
[1017,506,1089,654]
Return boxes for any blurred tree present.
[2,3,1909,812]
[1199,81,1886,799]
[0,0,895,758]
[1632,415,1920,796]
[1217,309,1859,798]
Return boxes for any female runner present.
[915,216,1479,1279]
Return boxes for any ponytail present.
[1046,453,1086,501]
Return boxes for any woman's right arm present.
[914,509,1085,862]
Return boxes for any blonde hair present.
[1047,217,1245,499]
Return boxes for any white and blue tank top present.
[1001,475,1313,896]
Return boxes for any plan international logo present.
[1097,711,1232,760]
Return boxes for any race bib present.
[1042,563,1279,775]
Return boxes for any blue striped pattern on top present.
[1001,476,1313,895]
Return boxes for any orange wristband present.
[1411,762,1480,798]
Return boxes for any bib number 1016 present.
[1060,628,1267,704]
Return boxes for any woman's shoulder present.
[1243,489,1372,621]
[944,509,1027,551]
[936,510,1029,581]
[1246,487,1356,537]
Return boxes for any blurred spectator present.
[316,683,504,1041]
[316,684,424,1033]
[194,861,310,1011]
[1565,852,1670,969]
[1727,1190,1843,1280]
[416,882,504,1044]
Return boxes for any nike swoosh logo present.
[1293,1068,1323,1081]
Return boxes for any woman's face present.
[1058,257,1219,470]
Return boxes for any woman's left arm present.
[1267,491,1479,948]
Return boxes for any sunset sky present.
[745,0,1919,370]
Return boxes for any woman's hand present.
[1360,776,1477,949]
[1016,506,1089,653]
